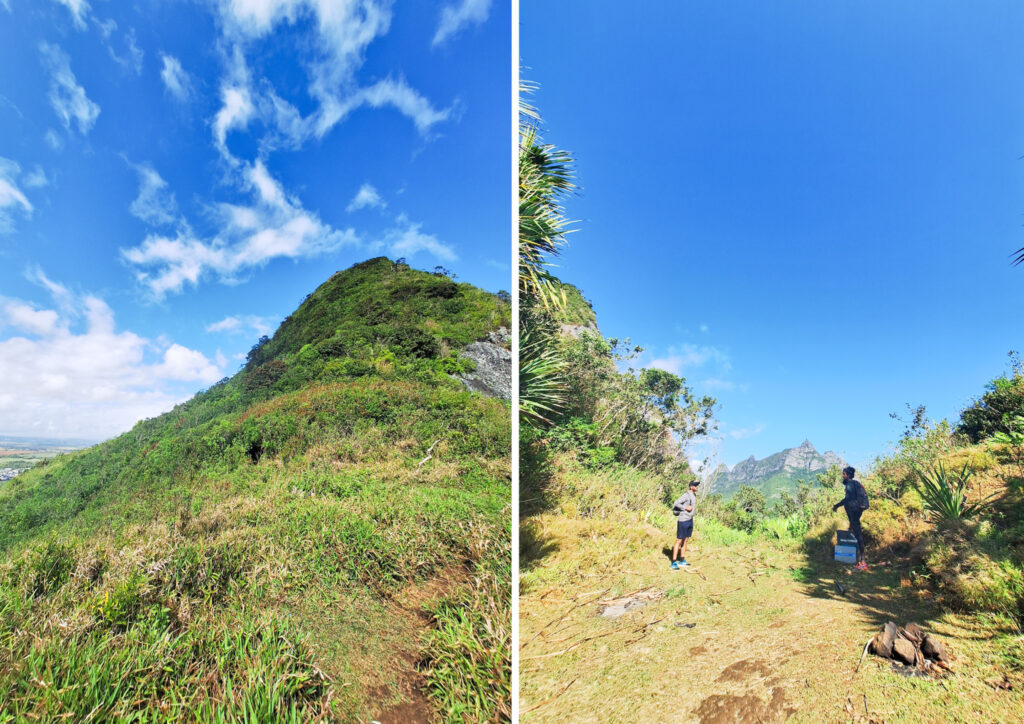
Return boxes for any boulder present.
[871,621,898,659]
[922,634,948,662]
[892,636,918,666]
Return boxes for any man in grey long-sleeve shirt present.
[670,480,700,569]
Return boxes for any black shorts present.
[676,519,693,540]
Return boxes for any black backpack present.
[855,480,869,510]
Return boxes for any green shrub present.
[959,370,1024,443]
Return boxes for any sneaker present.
[855,561,868,571]
[671,561,680,570]
[678,559,691,567]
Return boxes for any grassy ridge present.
[0,259,511,722]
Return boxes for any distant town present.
[0,435,93,483]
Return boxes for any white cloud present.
[0,281,223,440]
[0,158,33,233]
[3,302,61,336]
[213,49,256,157]
[432,0,490,47]
[648,344,731,376]
[728,424,765,440]
[52,0,91,30]
[123,160,359,298]
[206,314,273,337]
[211,1,449,153]
[96,17,116,39]
[346,182,384,212]
[699,324,709,333]
[23,165,49,188]
[378,215,456,261]
[108,28,144,75]
[26,267,75,312]
[219,0,392,92]
[354,76,453,135]
[160,54,192,101]
[700,378,738,392]
[44,130,64,151]
[128,162,178,226]
[153,343,222,382]
[39,42,100,135]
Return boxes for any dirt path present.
[519,517,1024,723]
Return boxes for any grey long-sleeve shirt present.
[672,491,697,522]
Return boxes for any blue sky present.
[523,1,1024,471]
[0,0,508,441]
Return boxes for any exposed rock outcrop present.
[456,327,511,400]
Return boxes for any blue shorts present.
[676,519,693,540]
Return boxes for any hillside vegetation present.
[0,257,511,722]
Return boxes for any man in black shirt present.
[833,465,868,570]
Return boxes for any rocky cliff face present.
[456,327,511,400]
[708,440,845,498]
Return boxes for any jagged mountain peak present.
[706,440,846,500]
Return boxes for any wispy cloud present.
[346,182,385,212]
[127,162,178,227]
[160,54,192,101]
[648,344,731,376]
[728,424,765,440]
[39,42,100,135]
[123,160,359,298]
[701,378,738,391]
[23,165,49,188]
[52,0,91,30]
[377,214,456,262]
[433,0,490,47]
[205,314,274,337]
[107,27,144,75]
[211,1,450,156]
[0,158,34,233]
[0,277,223,439]
[44,130,63,151]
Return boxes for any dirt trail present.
[519,520,1024,723]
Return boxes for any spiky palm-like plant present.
[519,81,578,313]
[519,324,568,426]
[913,462,992,522]
[518,81,576,425]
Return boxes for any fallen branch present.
[715,586,743,596]
[620,617,665,647]
[854,636,873,674]
[597,585,653,605]
[417,439,441,468]
[521,587,610,649]
[522,617,665,660]
[521,678,578,715]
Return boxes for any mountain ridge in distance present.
[706,439,845,499]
